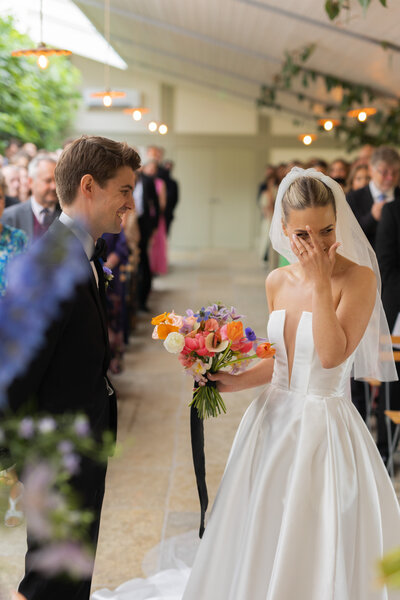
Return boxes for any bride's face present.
[283,204,336,251]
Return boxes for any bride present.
[93,168,400,600]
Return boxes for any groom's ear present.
[81,174,94,199]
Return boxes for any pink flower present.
[168,311,183,328]
[231,339,253,354]
[178,353,196,367]
[220,324,228,340]
[28,542,94,578]
[204,318,219,332]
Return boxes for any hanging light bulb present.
[148,121,158,132]
[90,0,125,108]
[158,124,168,135]
[11,0,71,67]
[358,111,367,122]
[318,119,339,132]
[133,110,142,121]
[37,54,49,69]
[123,108,149,121]
[347,107,376,122]
[298,134,316,146]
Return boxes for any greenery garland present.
[325,0,387,21]
[257,43,400,151]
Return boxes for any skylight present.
[0,0,127,70]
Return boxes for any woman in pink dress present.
[143,160,168,275]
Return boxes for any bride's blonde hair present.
[282,177,336,224]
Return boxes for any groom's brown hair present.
[55,135,141,206]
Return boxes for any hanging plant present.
[257,43,400,151]
[325,0,387,20]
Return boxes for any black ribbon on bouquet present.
[190,379,216,538]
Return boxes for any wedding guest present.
[328,158,349,182]
[121,209,140,335]
[0,173,28,294]
[2,165,21,206]
[354,144,374,166]
[306,158,328,174]
[134,169,159,312]
[0,173,27,528]
[11,150,30,169]
[18,166,31,203]
[376,198,400,462]
[102,230,130,374]
[347,146,400,425]
[143,160,168,276]
[2,155,60,241]
[163,159,179,235]
[3,139,21,166]
[22,142,37,160]
[347,146,400,248]
[347,163,370,192]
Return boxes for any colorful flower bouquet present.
[151,304,275,419]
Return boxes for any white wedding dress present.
[93,310,400,600]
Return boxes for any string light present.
[148,121,158,133]
[298,134,316,146]
[123,108,150,121]
[158,124,168,135]
[347,107,376,122]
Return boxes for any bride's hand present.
[207,371,241,393]
[290,227,340,284]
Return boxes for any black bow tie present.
[91,237,108,262]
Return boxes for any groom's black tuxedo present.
[7,218,116,600]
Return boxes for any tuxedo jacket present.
[346,185,400,248]
[6,219,117,449]
[137,173,160,243]
[376,199,400,331]
[2,198,61,241]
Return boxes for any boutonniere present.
[103,266,114,290]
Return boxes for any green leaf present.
[325,0,341,20]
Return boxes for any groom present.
[7,136,141,600]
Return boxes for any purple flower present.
[38,417,56,434]
[22,462,60,541]
[245,327,257,341]
[19,417,35,439]
[28,541,94,578]
[62,453,80,475]
[74,416,90,437]
[0,229,88,406]
[58,440,74,454]
[194,307,211,322]
[103,266,112,277]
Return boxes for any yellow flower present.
[151,312,170,326]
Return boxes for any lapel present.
[48,220,111,365]
[24,200,34,240]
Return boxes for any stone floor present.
[1,248,399,597]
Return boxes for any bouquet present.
[151,303,275,419]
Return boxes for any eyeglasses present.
[373,166,400,179]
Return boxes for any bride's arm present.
[291,228,376,369]
[207,359,274,393]
[207,273,277,392]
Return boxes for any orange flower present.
[256,343,276,359]
[226,321,244,342]
[151,312,170,326]
[157,323,180,340]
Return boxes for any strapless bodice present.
[267,310,354,397]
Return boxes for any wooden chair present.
[383,336,400,477]
[362,336,400,477]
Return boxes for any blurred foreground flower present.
[28,542,94,579]
[0,228,88,405]
[379,547,400,588]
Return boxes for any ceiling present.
[73,0,400,121]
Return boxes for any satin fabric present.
[93,310,400,600]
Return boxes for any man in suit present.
[163,159,179,235]
[347,146,400,424]
[134,169,159,311]
[2,155,60,240]
[7,135,141,600]
[376,198,400,461]
[347,146,400,248]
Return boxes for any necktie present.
[378,193,387,203]
[41,207,54,228]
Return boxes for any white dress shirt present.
[369,181,394,204]
[30,195,57,224]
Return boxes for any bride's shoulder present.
[335,256,376,290]
[265,265,293,292]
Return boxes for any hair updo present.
[281,177,336,224]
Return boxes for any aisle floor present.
[1,248,399,596]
